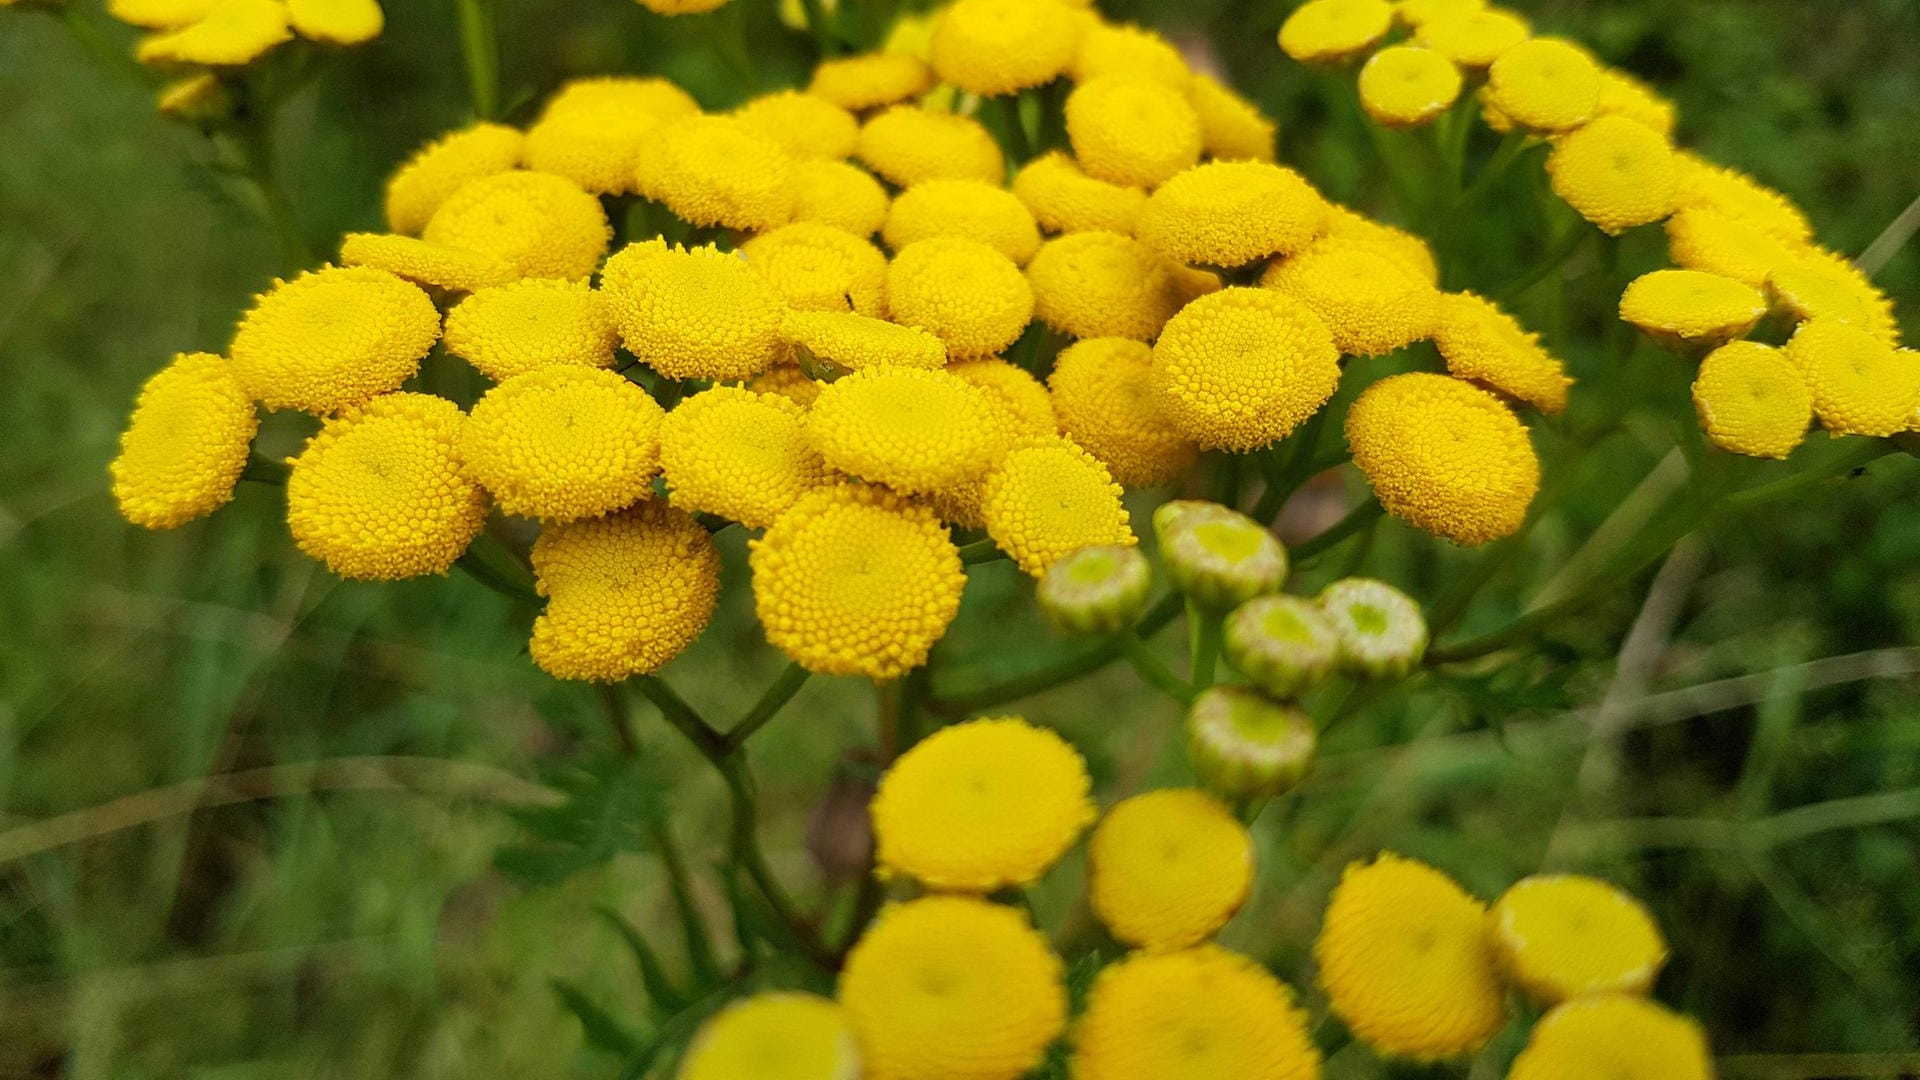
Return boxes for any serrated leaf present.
[550,978,643,1056]
[495,752,665,885]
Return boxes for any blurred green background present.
[2,0,1917,1076]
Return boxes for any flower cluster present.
[100,0,386,118]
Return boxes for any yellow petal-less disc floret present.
[1324,205,1438,283]
[1509,996,1713,1080]
[109,0,219,29]
[1414,6,1528,67]
[1279,0,1393,63]
[1491,875,1669,1006]
[1011,152,1148,236]
[1432,291,1572,413]
[1784,320,1920,437]
[1346,373,1538,546]
[659,385,827,528]
[783,310,947,373]
[856,105,1006,187]
[930,0,1079,96]
[1189,73,1277,161]
[1263,239,1440,357]
[1150,287,1341,452]
[883,180,1042,265]
[424,170,612,281]
[1088,789,1252,950]
[1316,852,1507,1060]
[1486,37,1602,131]
[1618,268,1768,350]
[1028,230,1216,342]
[981,438,1136,576]
[740,222,889,316]
[839,896,1066,1080]
[808,51,936,111]
[338,232,516,293]
[228,265,441,414]
[637,115,796,233]
[1672,153,1812,245]
[789,159,892,238]
[1073,945,1320,1080]
[1140,161,1329,268]
[1072,21,1190,88]
[285,393,487,581]
[1358,45,1462,127]
[680,993,860,1080]
[1546,115,1678,235]
[135,0,291,66]
[111,353,258,530]
[950,357,1058,439]
[886,237,1034,358]
[1664,207,1802,289]
[1770,247,1900,345]
[460,367,665,521]
[285,0,381,45]
[530,503,721,682]
[1049,337,1197,486]
[1067,76,1203,188]
[750,484,965,679]
[523,76,700,195]
[734,90,861,161]
[442,279,618,381]
[599,241,789,381]
[383,122,524,235]
[806,366,1006,493]
[872,716,1094,890]
[1690,341,1811,459]
[749,364,824,408]
[1596,69,1677,139]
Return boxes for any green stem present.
[1187,599,1222,691]
[650,820,722,984]
[709,2,761,94]
[1496,221,1590,302]
[722,662,811,752]
[241,451,290,485]
[798,0,839,56]
[454,0,500,120]
[931,592,1184,712]
[1293,498,1385,563]
[988,94,1033,166]
[228,105,312,269]
[1118,633,1194,704]
[1452,130,1529,219]
[1212,453,1245,508]
[957,538,1004,564]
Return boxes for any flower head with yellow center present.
[599,241,789,382]
[1664,207,1802,289]
[930,0,1080,96]
[442,279,618,382]
[857,105,1005,187]
[111,353,258,530]
[1509,996,1713,1080]
[788,159,892,238]
[808,51,935,111]
[680,993,860,1080]
[1414,7,1529,67]
[1088,789,1253,951]
[423,170,611,281]
[1189,73,1277,161]
[886,237,1034,358]
[1073,21,1190,88]
[383,122,524,235]
[1783,320,1920,437]
[460,366,665,522]
[1690,341,1812,460]
[1278,0,1394,64]
[1770,247,1900,345]
[1028,230,1217,342]
[884,179,1042,266]
[740,222,889,316]
[1358,45,1462,127]
[1546,115,1679,235]
[1618,268,1768,351]
[982,438,1135,576]
[1263,238,1440,357]
[806,366,1006,494]
[636,115,796,233]
[659,386,826,529]
[1067,76,1203,188]
[1150,286,1341,452]
[1073,945,1321,1080]
[338,232,516,293]
[286,0,384,47]
[1485,37,1602,130]
[228,265,441,414]
[1671,152,1812,245]
[1049,337,1197,487]
[523,76,700,195]
[783,310,948,373]
[1324,205,1439,283]
[1012,152,1148,236]
[732,90,860,162]
[1347,373,1538,546]
[1432,291,1572,413]
[135,0,291,66]
[1491,874,1669,1006]
[1140,161,1330,269]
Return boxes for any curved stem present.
[957,538,1003,565]
[1496,221,1590,302]
[1292,498,1385,563]
[1118,632,1193,704]
[454,0,500,119]
[1187,599,1222,692]
[722,662,810,752]
[930,592,1184,712]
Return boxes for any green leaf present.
[550,978,643,1056]
[596,906,690,1015]
[495,752,666,885]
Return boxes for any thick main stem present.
[455,0,500,119]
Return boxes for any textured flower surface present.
[1347,373,1538,546]
[1358,45,1462,127]
[1139,161,1329,268]
[423,170,611,281]
[929,0,1079,96]
[228,265,440,414]
[1690,341,1812,459]
[1067,76,1203,188]
[808,51,936,111]
[885,237,1034,358]
[1492,874,1669,1006]
[884,179,1042,265]
[1188,73,1277,161]
[135,0,291,66]
[1073,21,1190,87]
[1263,238,1440,357]
[1432,291,1571,413]
[383,122,524,235]
[1073,945,1321,1080]
[1770,248,1900,345]
[733,90,860,161]
[523,76,700,195]
[1546,114,1678,235]
[740,222,889,316]
[807,366,1005,494]
[1028,230,1214,342]
[1618,268,1768,348]
[637,115,795,233]
[1013,152,1148,236]
[1150,287,1341,452]
[599,242,788,381]
[460,367,665,521]
[788,159,892,237]
[442,279,618,381]
[1088,789,1253,950]
[111,353,258,530]
[856,105,1005,187]
[981,438,1136,576]
[660,386,826,529]
[680,993,859,1080]
[1279,0,1394,63]
[783,310,948,372]
[1323,206,1438,283]
[1049,337,1196,487]
[338,232,516,293]
[1414,7,1529,66]
[1664,207,1801,289]
[1509,996,1713,1080]
[1485,37,1601,130]
[1783,320,1920,437]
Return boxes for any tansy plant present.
[29,0,1912,1072]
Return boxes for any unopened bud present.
[1223,594,1341,698]
[1185,685,1318,800]
[1154,502,1288,611]
[156,73,234,127]
[1318,577,1428,678]
[1037,544,1153,635]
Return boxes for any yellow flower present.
[523,76,700,195]
[383,122,524,235]
[1783,320,1920,437]
[789,159,892,238]
[1140,161,1329,268]
[1072,21,1190,88]
[1049,337,1197,486]
[981,438,1135,576]
[1414,7,1529,67]
[1671,152,1812,245]
[750,484,964,679]
[442,279,619,382]
[338,232,516,293]
[884,179,1042,265]
[156,72,231,122]
[110,0,218,29]
[1358,46,1462,128]
[135,0,291,66]
[1072,945,1320,1080]
[1316,852,1507,1059]
[1509,996,1713,1080]
[1188,73,1277,162]
[1617,268,1768,350]
[1150,286,1341,452]
[806,366,1006,493]
[1323,205,1438,283]
[659,385,827,528]
[1262,239,1440,357]
[598,242,788,381]
[1690,341,1811,460]
[285,393,488,580]
[1066,76,1203,188]
[950,357,1059,439]
[460,367,664,521]
[1088,789,1252,950]
[1485,37,1603,131]
[228,265,440,414]
[747,363,824,408]
[285,0,382,44]
[783,310,947,373]
[424,170,612,281]
[886,237,1034,358]
[1770,247,1900,345]
[1431,291,1571,413]
[1278,0,1394,64]
[839,895,1066,1080]
[739,222,889,316]
[808,51,936,111]
[1596,69,1677,138]
[111,352,258,530]
[530,503,721,682]
[1394,0,1485,27]
[637,115,795,233]
[856,105,1005,187]
[1545,115,1677,235]
[680,993,860,1080]
[1346,373,1538,546]
[1664,207,1803,289]
[930,0,1079,96]
[1028,230,1217,342]
[734,90,861,161]
[1011,151,1148,236]
[635,0,730,13]
[1491,875,1668,1006]
[872,716,1094,890]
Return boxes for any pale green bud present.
[1185,686,1317,800]
[1318,577,1428,678]
[1037,544,1153,635]
[1223,594,1341,698]
[1155,502,1288,611]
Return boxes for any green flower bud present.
[1155,502,1289,611]
[1318,577,1428,678]
[1185,685,1317,800]
[1151,499,1217,548]
[1222,594,1341,697]
[1037,544,1153,635]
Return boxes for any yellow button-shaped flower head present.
[111,353,258,530]
[808,51,935,111]
[1784,320,1920,437]
[228,265,441,414]
[1073,945,1320,1080]
[660,385,827,529]
[680,992,860,1080]
[750,484,965,679]
[1509,996,1712,1080]
[1141,161,1329,268]
[1263,239,1440,357]
[872,716,1094,890]
[1315,852,1507,1059]
[383,122,524,235]
[1347,373,1537,545]
[930,0,1079,96]
[1671,152,1811,245]
[1491,874,1668,1006]
[1546,115,1678,235]
[529,503,721,682]
[1150,287,1341,452]
[807,366,1006,494]
[1012,151,1148,236]
[110,0,219,29]
[1188,73,1277,162]
[286,393,488,581]
[734,90,861,161]
[982,438,1136,576]
[1486,37,1602,131]
[1358,45,1462,128]
[1049,337,1197,487]
[1432,291,1571,413]
[740,222,889,316]
[840,895,1066,1080]
[1073,21,1190,88]
[599,241,788,381]
[524,76,700,195]
[285,0,381,45]
[1664,206,1802,289]
[749,364,824,408]
[1395,0,1486,28]
[1324,205,1439,283]
[442,279,619,382]
[637,115,796,233]
[789,159,892,238]
[1617,268,1767,351]
[424,170,612,281]
[461,367,665,521]
[1596,69,1677,139]
[884,179,1042,265]
[950,357,1059,440]
[1067,76,1203,188]
[1414,6,1529,67]
[1690,341,1811,460]
[1770,247,1900,345]
[857,105,1005,187]
[783,310,947,373]
[886,237,1034,358]
[134,0,291,66]
[1028,230,1216,342]
[1088,789,1252,950]
[1278,0,1394,63]
[338,232,516,293]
